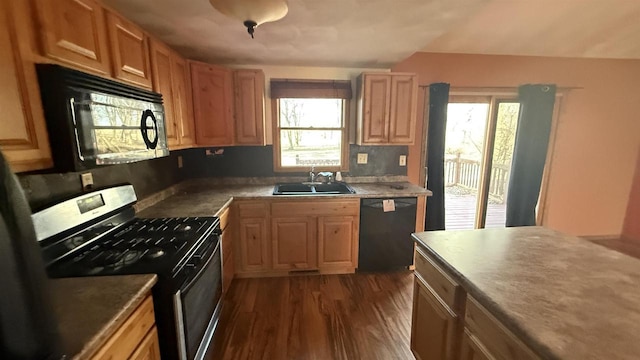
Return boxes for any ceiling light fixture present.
[209,0,289,39]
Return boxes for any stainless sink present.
[273,182,355,195]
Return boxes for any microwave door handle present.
[69,98,85,161]
[140,109,159,149]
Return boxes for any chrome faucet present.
[316,172,334,183]
[309,166,315,183]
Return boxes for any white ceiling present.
[102,0,640,68]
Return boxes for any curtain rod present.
[418,85,584,91]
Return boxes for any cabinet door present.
[129,327,161,360]
[318,216,358,269]
[221,208,235,293]
[361,74,391,144]
[0,0,52,172]
[106,11,152,88]
[34,0,111,75]
[271,217,317,270]
[149,40,177,146]
[459,329,495,360]
[389,74,417,144]
[233,69,265,145]
[170,54,195,146]
[238,217,269,272]
[411,276,459,360]
[190,62,234,145]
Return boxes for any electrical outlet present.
[80,172,93,190]
[357,153,368,164]
[399,155,407,166]
[177,155,183,169]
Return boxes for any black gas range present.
[32,185,222,360]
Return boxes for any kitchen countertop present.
[412,227,640,360]
[137,181,432,218]
[50,274,157,359]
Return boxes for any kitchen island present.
[411,227,640,360]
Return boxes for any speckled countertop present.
[137,180,431,218]
[51,274,157,359]
[412,227,640,360]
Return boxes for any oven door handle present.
[180,240,220,293]
[173,290,188,360]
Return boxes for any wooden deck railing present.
[445,155,510,201]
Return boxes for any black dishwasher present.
[358,197,417,272]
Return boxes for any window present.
[271,80,351,171]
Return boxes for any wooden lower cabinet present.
[129,327,161,360]
[318,216,358,271]
[459,329,494,360]
[234,201,270,275]
[271,216,317,270]
[411,246,540,360]
[411,275,459,360]
[91,295,160,360]
[237,217,270,272]
[233,198,360,277]
[220,206,235,293]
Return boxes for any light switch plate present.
[399,155,407,166]
[357,153,368,164]
[80,172,93,190]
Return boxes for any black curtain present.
[425,83,450,231]
[506,84,557,227]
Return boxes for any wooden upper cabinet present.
[359,74,391,144]
[389,74,417,144]
[271,217,317,271]
[0,0,52,172]
[233,69,265,145]
[106,11,152,88]
[190,61,234,146]
[357,72,418,145]
[149,39,177,146]
[318,216,358,270]
[34,0,111,75]
[170,54,195,147]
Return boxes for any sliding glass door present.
[444,95,521,230]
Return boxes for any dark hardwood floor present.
[209,271,415,360]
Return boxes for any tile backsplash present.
[183,145,408,178]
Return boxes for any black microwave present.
[36,64,169,172]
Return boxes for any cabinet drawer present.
[236,201,268,218]
[414,247,461,311]
[271,199,359,217]
[92,295,156,360]
[465,297,539,360]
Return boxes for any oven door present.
[173,235,222,360]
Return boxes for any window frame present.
[271,97,350,173]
